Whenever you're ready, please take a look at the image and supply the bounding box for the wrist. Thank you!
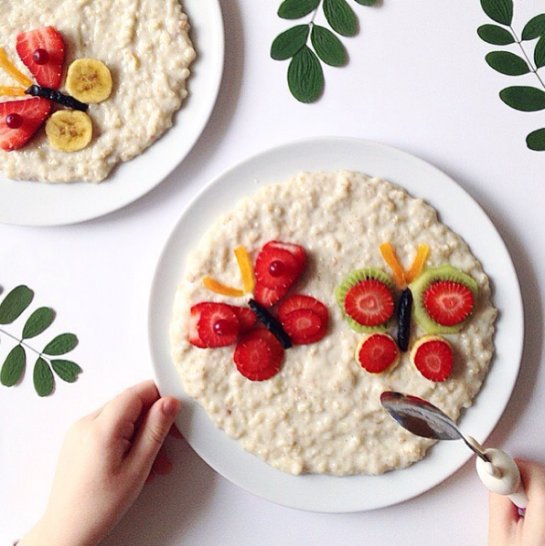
[19,516,87,546]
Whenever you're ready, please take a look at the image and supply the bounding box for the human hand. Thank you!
[20,381,180,546]
[488,459,545,546]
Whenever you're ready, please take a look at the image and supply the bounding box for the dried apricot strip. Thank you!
[0,86,26,96]
[234,246,255,293]
[0,48,32,88]
[379,243,406,289]
[202,276,245,298]
[405,244,430,283]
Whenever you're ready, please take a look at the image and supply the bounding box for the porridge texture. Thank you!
[170,171,497,476]
[0,0,195,182]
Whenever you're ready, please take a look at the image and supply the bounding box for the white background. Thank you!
[1,0,545,545]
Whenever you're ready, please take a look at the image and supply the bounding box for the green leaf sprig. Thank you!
[478,0,545,151]
[0,285,82,397]
[271,0,378,103]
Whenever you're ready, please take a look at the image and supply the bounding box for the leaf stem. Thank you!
[0,326,50,362]
[510,26,545,89]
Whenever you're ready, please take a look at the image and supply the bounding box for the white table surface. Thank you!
[1,1,544,545]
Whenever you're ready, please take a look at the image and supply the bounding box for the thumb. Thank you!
[128,397,180,476]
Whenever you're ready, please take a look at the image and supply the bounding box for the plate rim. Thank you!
[148,136,524,513]
[0,0,224,227]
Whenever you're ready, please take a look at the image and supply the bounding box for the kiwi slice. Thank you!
[335,268,394,333]
[410,264,479,334]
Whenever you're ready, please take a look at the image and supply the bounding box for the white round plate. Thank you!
[0,0,224,226]
[149,137,524,513]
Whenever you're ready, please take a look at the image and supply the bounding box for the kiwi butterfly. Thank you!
[336,243,478,382]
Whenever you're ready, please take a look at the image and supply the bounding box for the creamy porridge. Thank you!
[170,171,497,476]
[0,0,195,182]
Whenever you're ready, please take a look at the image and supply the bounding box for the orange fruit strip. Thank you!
[379,242,406,288]
[405,244,430,283]
[234,246,255,293]
[0,48,32,88]
[202,276,245,298]
[0,86,26,96]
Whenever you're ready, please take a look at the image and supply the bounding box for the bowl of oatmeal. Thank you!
[0,0,224,225]
[149,137,523,512]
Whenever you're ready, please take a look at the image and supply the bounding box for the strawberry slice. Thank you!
[423,281,475,326]
[196,302,240,348]
[280,308,327,344]
[411,336,453,382]
[255,246,300,289]
[343,279,394,327]
[188,303,207,348]
[234,328,284,381]
[356,333,399,373]
[263,241,306,271]
[0,98,51,151]
[16,26,65,89]
[278,294,328,324]
[229,306,257,333]
[253,282,289,307]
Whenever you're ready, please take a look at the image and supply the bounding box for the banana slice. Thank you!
[45,110,93,152]
[66,58,113,104]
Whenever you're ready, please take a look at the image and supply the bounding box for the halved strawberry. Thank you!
[263,241,306,271]
[280,308,327,344]
[343,279,394,327]
[356,333,399,373]
[196,302,240,348]
[188,303,207,348]
[0,98,51,151]
[278,294,328,324]
[234,328,284,381]
[255,246,300,289]
[253,282,289,307]
[16,26,65,89]
[411,335,453,382]
[229,306,257,333]
[423,281,475,326]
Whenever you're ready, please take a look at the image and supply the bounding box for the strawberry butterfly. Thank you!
[0,26,111,152]
[337,243,478,382]
[188,241,329,381]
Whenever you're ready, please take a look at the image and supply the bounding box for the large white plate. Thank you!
[0,0,224,226]
[148,137,524,513]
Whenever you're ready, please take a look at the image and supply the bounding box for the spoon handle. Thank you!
[475,448,528,514]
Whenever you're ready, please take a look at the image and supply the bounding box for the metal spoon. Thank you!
[380,391,528,514]
[380,391,491,463]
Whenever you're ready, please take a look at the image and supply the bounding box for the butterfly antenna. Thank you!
[0,47,32,88]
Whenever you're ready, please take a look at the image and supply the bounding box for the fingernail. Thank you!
[161,397,180,418]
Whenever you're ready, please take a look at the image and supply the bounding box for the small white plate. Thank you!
[149,137,524,513]
[0,0,224,226]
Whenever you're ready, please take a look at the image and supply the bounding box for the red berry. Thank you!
[16,26,65,89]
[0,98,51,151]
[188,303,207,348]
[229,306,257,333]
[411,336,453,382]
[234,329,284,381]
[255,246,299,289]
[343,279,394,327]
[32,48,49,65]
[263,241,306,270]
[253,282,289,307]
[196,303,240,347]
[356,333,399,373]
[280,308,327,344]
[423,281,475,326]
[278,294,329,324]
[5,114,23,129]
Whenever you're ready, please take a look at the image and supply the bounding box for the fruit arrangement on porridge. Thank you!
[0,0,195,183]
[170,171,497,475]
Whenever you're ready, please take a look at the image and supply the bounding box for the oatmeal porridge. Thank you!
[0,0,195,182]
[169,171,497,476]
